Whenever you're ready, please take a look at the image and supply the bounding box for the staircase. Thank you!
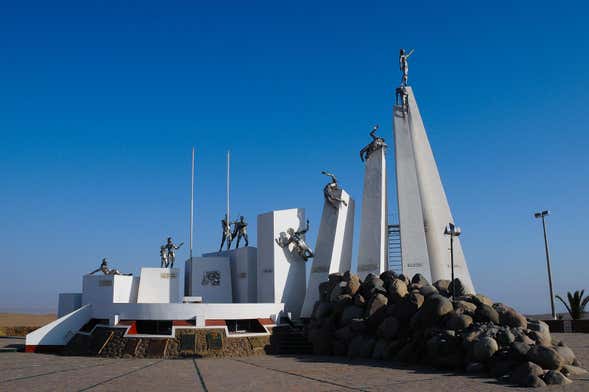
[387,224,402,274]
[269,325,313,355]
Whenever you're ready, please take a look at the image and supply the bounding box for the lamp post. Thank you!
[534,210,556,320]
[444,222,461,300]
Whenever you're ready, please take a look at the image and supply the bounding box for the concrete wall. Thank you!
[206,247,258,303]
[137,268,181,303]
[185,256,233,303]
[26,304,92,346]
[257,208,307,318]
[57,293,83,318]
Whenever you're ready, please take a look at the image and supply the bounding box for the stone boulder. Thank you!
[360,274,386,298]
[453,300,477,316]
[432,279,450,297]
[493,303,527,329]
[411,273,430,287]
[387,279,408,303]
[561,365,589,377]
[344,272,361,296]
[444,311,473,331]
[510,361,543,386]
[527,345,564,370]
[348,335,375,359]
[365,293,388,318]
[340,305,364,325]
[472,337,498,362]
[419,285,439,297]
[447,279,466,298]
[554,345,576,365]
[377,316,400,340]
[495,328,515,347]
[416,294,453,327]
[543,370,572,385]
[474,304,500,324]
[527,319,551,346]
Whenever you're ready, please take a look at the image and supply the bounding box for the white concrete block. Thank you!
[301,189,354,318]
[57,293,82,318]
[205,247,258,303]
[393,104,432,281]
[82,275,139,306]
[257,208,307,318]
[185,257,232,303]
[357,147,388,278]
[136,268,181,303]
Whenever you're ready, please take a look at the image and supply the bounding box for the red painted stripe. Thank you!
[25,345,63,353]
[205,319,226,327]
[257,318,274,326]
[173,320,194,326]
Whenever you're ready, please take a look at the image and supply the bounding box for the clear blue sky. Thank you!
[1,1,587,314]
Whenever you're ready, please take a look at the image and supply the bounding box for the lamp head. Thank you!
[444,223,461,237]
[534,210,550,219]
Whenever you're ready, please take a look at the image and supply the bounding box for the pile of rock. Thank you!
[307,271,588,387]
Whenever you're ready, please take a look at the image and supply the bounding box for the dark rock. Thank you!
[527,345,564,370]
[332,340,347,356]
[372,338,389,360]
[471,294,493,307]
[348,335,375,359]
[387,279,408,303]
[444,311,473,331]
[527,319,551,346]
[543,370,572,385]
[334,326,354,341]
[353,293,366,307]
[346,273,361,296]
[419,285,439,297]
[365,293,388,318]
[393,292,424,323]
[510,341,531,360]
[523,375,547,388]
[554,345,576,365]
[493,303,527,329]
[495,328,515,347]
[312,301,333,319]
[379,270,397,284]
[377,316,400,340]
[417,294,453,327]
[340,305,364,325]
[397,274,410,286]
[360,274,386,298]
[510,361,544,386]
[433,280,450,297]
[561,365,589,377]
[425,334,463,369]
[474,304,500,324]
[453,300,477,316]
[318,282,332,301]
[447,279,466,298]
[348,318,366,333]
[411,273,430,286]
[465,362,485,374]
[472,337,498,362]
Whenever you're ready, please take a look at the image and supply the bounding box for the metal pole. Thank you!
[189,147,195,260]
[226,150,230,222]
[450,235,455,299]
[541,215,556,319]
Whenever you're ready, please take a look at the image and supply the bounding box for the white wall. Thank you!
[26,304,92,346]
[186,257,232,303]
[206,247,258,303]
[57,293,82,318]
[137,268,181,303]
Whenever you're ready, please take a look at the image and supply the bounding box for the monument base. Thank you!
[137,268,180,303]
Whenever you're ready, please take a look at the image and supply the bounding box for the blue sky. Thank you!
[0,1,587,314]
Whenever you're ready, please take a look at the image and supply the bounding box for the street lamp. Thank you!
[534,210,556,320]
[444,222,461,300]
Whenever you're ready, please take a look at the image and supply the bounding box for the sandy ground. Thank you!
[0,313,56,328]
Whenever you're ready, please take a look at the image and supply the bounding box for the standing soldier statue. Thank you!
[89,258,130,276]
[162,237,183,268]
[399,48,414,87]
[219,214,233,252]
[232,215,249,248]
[160,245,169,268]
[276,220,314,261]
[321,171,347,209]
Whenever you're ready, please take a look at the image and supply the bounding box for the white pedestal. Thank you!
[137,268,180,303]
[185,257,232,303]
[405,87,475,293]
[257,208,307,318]
[301,189,354,318]
[82,275,140,306]
[393,104,432,281]
[205,247,258,303]
[57,293,82,317]
[357,147,388,279]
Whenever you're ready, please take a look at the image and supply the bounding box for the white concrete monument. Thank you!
[393,87,475,293]
[257,208,307,318]
[82,274,140,306]
[205,247,258,303]
[357,142,388,279]
[136,267,181,303]
[57,293,82,318]
[185,256,233,303]
[301,188,354,318]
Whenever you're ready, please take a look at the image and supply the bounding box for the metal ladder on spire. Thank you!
[387,213,402,274]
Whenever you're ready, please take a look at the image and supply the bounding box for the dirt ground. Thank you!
[0,313,56,336]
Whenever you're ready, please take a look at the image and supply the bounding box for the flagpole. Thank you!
[190,147,195,260]
[226,150,230,223]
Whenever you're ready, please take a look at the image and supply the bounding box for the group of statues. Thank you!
[219,215,249,252]
[160,237,183,268]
